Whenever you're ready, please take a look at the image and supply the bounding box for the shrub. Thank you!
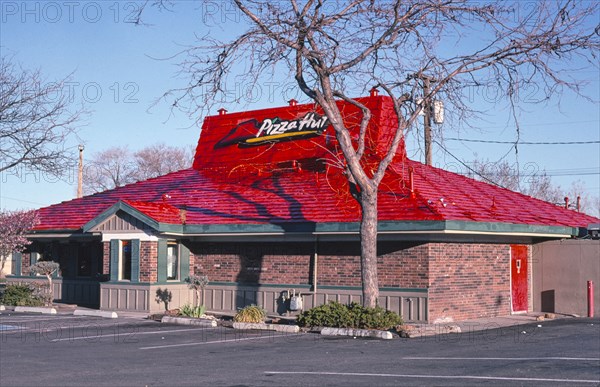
[179,303,206,318]
[0,284,45,306]
[234,305,266,323]
[297,301,402,330]
[185,274,209,307]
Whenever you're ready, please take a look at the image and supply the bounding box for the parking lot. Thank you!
[1,311,599,386]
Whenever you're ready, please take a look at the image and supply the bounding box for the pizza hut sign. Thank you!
[215,112,329,149]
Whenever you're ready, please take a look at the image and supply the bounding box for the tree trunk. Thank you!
[360,191,379,308]
[46,275,53,306]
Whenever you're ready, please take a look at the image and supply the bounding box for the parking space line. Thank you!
[140,333,301,350]
[0,316,85,323]
[51,327,210,342]
[264,371,600,384]
[403,356,600,361]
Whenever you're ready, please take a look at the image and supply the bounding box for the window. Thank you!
[120,240,132,281]
[167,242,179,281]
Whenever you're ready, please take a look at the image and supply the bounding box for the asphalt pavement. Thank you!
[0,310,598,386]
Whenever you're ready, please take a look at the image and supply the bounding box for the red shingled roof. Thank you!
[33,96,599,232]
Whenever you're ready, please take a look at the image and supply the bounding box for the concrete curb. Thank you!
[73,309,118,319]
[321,327,393,340]
[397,324,462,338]
[14,306,57,314]
[161,316,218,327]
[233,322,300,333]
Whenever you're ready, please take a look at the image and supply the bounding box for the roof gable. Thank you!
[83,201,161,233]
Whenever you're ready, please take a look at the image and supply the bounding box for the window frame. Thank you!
[119,240,132,281]
[166,241,180,281]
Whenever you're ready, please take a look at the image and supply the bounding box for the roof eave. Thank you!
[158,220,578,239]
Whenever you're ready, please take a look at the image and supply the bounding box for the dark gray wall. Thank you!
[532,240,599,316]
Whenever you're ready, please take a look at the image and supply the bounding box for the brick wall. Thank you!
[191,242,312,284]
[317,242,429,288]
[190,241,429,288]
[102,242,110,275]
[101,240,157,282]
[20,252,31,275]
[427,243,512,322]
[139,241,158,282]
[188,240,519,322]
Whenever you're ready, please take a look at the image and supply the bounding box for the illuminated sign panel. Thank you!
[215,112,329,149]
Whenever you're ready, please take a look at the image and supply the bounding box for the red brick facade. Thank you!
[189,240,519,322]
[139,241,158,283]
[16,238,524,322]
[191,242,312,284]
[427,243,513,322]
[20,252,31,274]
[102,242,110,275]
[190,241,433,288]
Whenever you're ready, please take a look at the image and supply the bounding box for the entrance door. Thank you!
[511,245,528,312]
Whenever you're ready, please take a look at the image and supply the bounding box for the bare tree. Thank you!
[467,159,599,215]
[149,1,599,307]
[0,56,84,176]
[83,144,192,194]
[133,143,193,181]
[0,210,38,277]
[467,159,563,203]
[83,146,138,194]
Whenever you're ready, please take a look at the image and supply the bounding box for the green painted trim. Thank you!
[207,281,312,289]
[58,207,581,238]
[442,220,576,236]
[101,281,186,286]
[159,220,577,237]
[202,282,426,293]
[12,252,22,276]
[103,281,154,287]
[131,239,140,283]
[379,287,428,293]
[157,239,167,283]
[30,252,39,266]
[179,244,190,281]
[316,284,427,292]
[109,239,119,281]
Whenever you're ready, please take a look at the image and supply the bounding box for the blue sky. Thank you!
[1,1,599,214]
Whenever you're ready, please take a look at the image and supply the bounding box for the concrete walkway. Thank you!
[398,312,574,338]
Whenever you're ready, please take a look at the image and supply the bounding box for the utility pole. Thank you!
[422,76,433,166]
[77,145,84,198]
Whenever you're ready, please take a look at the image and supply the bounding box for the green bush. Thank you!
[0,284,45,306]
[179,304,206,318]
[234,305,266,323]
[297,301,402,330]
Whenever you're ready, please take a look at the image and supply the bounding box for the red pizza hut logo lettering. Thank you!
[214,112,329,149]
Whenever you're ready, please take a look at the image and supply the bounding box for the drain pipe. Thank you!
[313,238,318,307]
[588,281,594,318]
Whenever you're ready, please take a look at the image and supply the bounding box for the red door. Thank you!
[511,245,528,312]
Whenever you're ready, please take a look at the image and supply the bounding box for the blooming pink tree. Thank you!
[0,210,38,277]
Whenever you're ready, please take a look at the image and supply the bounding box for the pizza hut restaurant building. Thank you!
[10,93,598,323]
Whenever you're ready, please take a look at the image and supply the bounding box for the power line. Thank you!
[432,140,506,188]
[0,196,46,206]
[445,138,600,145]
